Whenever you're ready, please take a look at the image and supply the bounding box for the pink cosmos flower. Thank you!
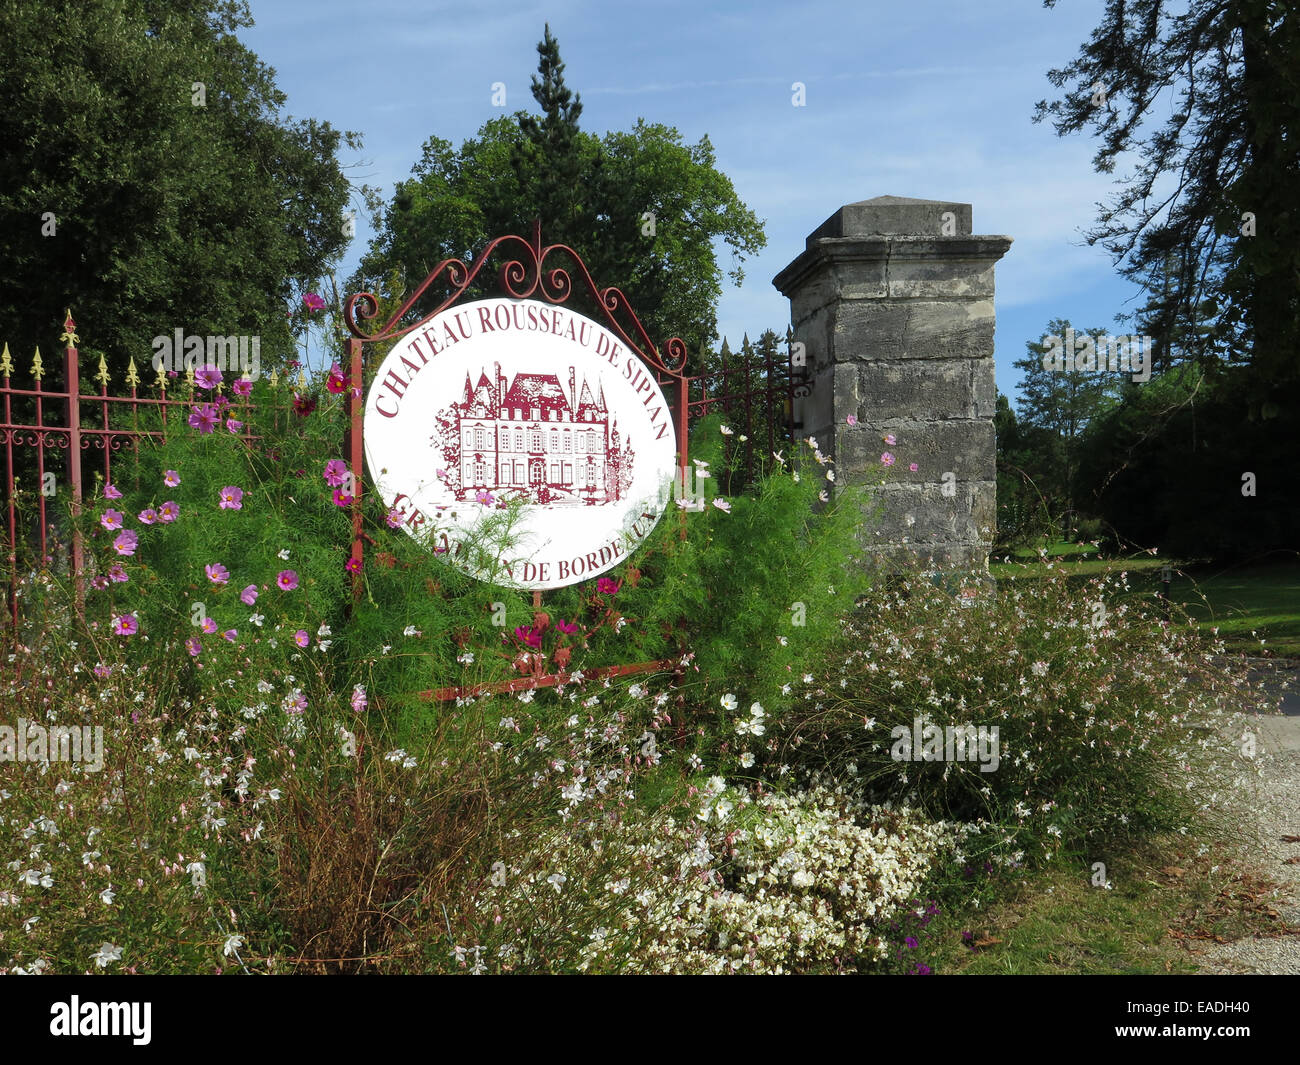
[712,498,732,513]
[302,293,326,312]
[104,483,122,500]
[883,434,896,446]
[195,365,222,390]
[222,629,238,642]
[93,663,111,678]
[294,630,309,648]
[206,562,230,585]
[226,418,243,434]
[113,530,138,556]
[186,636,202,657]
[846,414,858,426]
[276,570,298,591]
[326,363,347,394]
[475,490,495,506]
[514,625,542,649]
[107,563,128,583]
[333,488,353,507]
[345,557,362,574]
[100,509,124,531]
[138,508,158,525]
[350,685,368,713]
[112,614,138,636]
[240,584,258,606]
[323,459,348,487]
[201,618,218,635]
[597,577,620,596]
[218,486,243,510]
[164,470,181,487]
[232,378,253,398]
[158,501,179,522]
[909,463,919,473]
[188,403,219,434]
[435,468,447,480]
[556,619,579,634]
[90,575,109,590]
[283,690,308,714]
[881,452,896,467]
[385,508,403,529]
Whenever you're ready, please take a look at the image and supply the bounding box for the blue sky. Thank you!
[239,0,1154,403]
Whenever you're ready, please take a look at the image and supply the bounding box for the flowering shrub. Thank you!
[775,562,1263,864]
[463,783,951,974]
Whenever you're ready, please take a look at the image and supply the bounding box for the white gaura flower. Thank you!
[720,424,734,436]
[720,693,738,711]
[222,934,245,956]
[90,942,122,968]
[99,885,115,905]
[739,752,755,768]
[277,549,290,561]
[547,872,567,893]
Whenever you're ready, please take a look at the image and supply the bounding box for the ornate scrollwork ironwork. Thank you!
[344,223,688,378]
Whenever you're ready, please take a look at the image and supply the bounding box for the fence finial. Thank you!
[95,354,111,387]
[155,362,167,392]
[31,346,44,380]
[126,357,140,389]
[60,310,79,347]
[0,343,11,377]
[268,367,279,388]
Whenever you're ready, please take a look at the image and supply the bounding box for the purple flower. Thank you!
[904,936,919,950]
[100,509,124,531]
[597,577,619,596]
[218,486,243,510]
[107,563,128,583]
[158,500,179,523]
[113,530,138,556]
[164,470,181,487]
[556,619,579,634]
[186,636,202,657]
[302,293,326,312]
[332,488,353,508]
[138,508,158,525]
[323,459,348,488]
[195,365,223,390]
[112,614,138,636]
[188,403,219,434]
[104,483,122,500]
[201,618,217,635]
[294,630,309,648]
[240,584,258,606]
[226,418,243,434]
[881,452,896,467]
[474,489,495,506]
[206,563,230,585]
[232,378,253,398]
[222,629,238,642]
[276,570,298,591]
[385,508,403,529]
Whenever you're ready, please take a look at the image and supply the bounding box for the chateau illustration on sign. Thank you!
[364,297,678,590]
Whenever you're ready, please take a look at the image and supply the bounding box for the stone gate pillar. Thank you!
[773,196,1013,571]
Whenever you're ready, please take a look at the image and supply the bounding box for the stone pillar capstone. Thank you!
[773,195,1013,572]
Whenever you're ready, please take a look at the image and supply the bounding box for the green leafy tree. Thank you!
[0,0,366,375]
[1012,319,1124,539]
[355,27,765,358]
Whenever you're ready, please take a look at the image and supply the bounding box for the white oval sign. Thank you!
[364,297,679,589]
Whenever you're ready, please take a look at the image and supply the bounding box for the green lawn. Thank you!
[991,547,1300,657]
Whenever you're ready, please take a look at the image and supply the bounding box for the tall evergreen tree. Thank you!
[1035,0,1300,408]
